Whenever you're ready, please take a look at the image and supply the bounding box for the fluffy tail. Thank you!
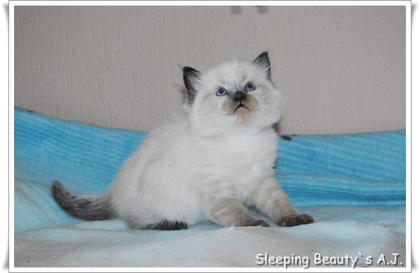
[51,180,115,221]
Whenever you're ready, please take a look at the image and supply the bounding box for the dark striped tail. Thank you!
[51,180,114,221]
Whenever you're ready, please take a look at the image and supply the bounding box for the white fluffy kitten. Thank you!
[52,52,313,230]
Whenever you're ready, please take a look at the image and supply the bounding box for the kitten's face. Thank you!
[184,52,282,134]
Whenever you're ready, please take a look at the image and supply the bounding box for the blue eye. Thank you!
[216,88,228,96]
[244,81,256,92]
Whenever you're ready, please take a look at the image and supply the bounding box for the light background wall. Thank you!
[14,6,406,134]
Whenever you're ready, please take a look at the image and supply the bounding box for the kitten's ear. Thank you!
[253,52,271,81]
[183,66,201,103]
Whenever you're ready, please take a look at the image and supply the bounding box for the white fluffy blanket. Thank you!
[15,205,405,268]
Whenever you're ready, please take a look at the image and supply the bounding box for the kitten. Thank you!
[52,52,314,230]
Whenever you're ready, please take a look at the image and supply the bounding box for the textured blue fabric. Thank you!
[14,107,406,232]
[276,131,405,206]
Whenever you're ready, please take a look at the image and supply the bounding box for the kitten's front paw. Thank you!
[277,213,314,227]
[242,219,270,227]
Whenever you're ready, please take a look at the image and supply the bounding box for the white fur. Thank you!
[107,58,295,228]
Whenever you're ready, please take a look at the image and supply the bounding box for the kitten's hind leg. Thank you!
[277,214,313,227]
[148,220,189,230]
[203,196,269,228]
[127,217,188,230]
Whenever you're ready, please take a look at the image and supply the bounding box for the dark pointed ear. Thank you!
[183,66,201,103]
[253,52,271,81]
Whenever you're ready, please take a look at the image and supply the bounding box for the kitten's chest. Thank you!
[199,130,278,177]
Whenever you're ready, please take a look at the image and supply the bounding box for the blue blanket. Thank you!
[14,107,405,233]
[14,108,406,268]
